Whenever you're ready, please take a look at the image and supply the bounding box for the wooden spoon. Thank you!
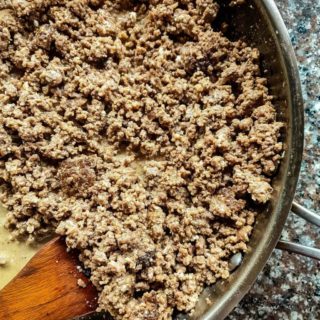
[0,237,98,320]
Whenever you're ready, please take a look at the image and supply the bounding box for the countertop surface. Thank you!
[228,0,320,319]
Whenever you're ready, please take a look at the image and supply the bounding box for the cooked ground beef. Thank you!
[0,0,283,319]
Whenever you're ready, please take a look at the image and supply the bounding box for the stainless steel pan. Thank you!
[78,0,319,319]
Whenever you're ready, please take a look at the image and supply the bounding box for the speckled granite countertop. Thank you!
[228,0,320,319]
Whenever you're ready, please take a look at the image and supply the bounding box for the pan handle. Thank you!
[276,201,320,260]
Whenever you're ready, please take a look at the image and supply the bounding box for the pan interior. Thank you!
[75,1,304,319]
[0,1,303,320]
[81,0,303,320]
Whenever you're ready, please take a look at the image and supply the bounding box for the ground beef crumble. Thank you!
[0,1,283,319]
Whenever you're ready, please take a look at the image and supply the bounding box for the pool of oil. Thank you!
[0,205,40,289]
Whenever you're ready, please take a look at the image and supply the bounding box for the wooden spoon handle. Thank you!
[0,237,97,320]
